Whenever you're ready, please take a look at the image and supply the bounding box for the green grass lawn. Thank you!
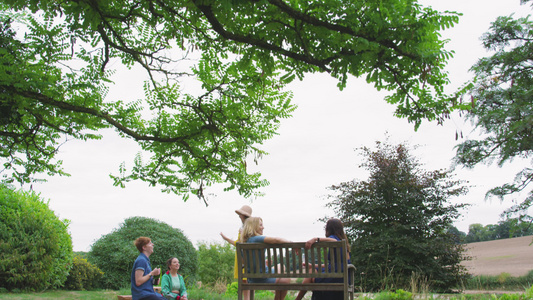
[0,288,280,300]
[0,290,123,300]
[1,285,532,300]
[0,290,531,300]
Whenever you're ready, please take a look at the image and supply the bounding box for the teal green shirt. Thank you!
[161,272,187,299]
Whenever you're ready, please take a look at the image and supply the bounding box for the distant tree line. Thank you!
[449,218,533,243]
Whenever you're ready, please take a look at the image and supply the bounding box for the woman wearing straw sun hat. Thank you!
[220,205,252,300]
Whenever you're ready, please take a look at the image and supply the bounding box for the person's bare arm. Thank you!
[135,269,151,286]
[220,232,236,245]
[304,237,339,249]
[263,236,291,244]
[135,268,160,286]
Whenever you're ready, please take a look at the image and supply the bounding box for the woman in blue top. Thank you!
[294,218,351,300]
[130,237,165,300]
[240,216,291,300]
[161,257,187,300]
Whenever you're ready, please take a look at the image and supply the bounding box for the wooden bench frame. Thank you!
[236,240,356,300]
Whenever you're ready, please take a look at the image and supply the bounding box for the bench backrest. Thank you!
[236,241,349,280]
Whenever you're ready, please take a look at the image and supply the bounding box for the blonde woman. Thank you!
[240,217,291,300]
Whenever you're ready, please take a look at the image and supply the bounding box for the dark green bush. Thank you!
[0,184,73,291]
[64,254,104,290]
[197,241,234,286]
[88,216,198,290]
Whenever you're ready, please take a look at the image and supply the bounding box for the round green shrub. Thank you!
[64,254,104,290]
[0,184,73,291]
[88,216,198,290]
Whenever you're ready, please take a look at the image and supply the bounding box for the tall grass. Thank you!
[187,282,281,300]
[461,271,533,291]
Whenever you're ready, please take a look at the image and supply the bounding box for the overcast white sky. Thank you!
[29,0,532,252]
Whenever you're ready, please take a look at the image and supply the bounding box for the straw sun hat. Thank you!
[235,205,252,217]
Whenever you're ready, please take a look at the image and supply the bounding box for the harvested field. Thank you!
[461,235,533,277]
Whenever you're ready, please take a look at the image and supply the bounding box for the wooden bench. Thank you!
[236,240,356,300]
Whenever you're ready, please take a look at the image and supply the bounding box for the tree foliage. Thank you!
[0,0,461,201]
[454,0,533,225]
[0,184,73,291]
[88,216,198,290]
[326,140,469,292]
[197,241,234,286]
[446,226,467,244]
[464,218,533,243]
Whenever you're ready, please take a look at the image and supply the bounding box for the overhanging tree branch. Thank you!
[10,87,197,143]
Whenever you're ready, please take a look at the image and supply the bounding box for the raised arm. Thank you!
[220,232,236,245]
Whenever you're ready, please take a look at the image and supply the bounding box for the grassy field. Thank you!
[0,290,122,300]
[462,235,533,277]
[1,288,532,300]
[0,287,279,300]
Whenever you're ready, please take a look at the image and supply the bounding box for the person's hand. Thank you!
[151,268,161,276]
[305,238,316,249]
[302,262,314,272]
[181,295,188,300]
